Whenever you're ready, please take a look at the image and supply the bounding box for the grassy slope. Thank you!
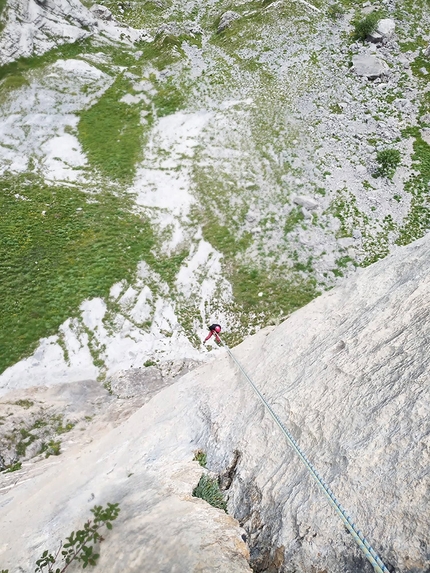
[0,0,429,371]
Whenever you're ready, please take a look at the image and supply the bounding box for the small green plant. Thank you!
[193,450,207,467]
[41,440,61,458]
[34,503,120,573]
[143,359,156,367]
[352,12,380,41]
[374,148,401,179]
[4,461,22,473]
[193,474,226,511]
[327,3,345,20]
[1,504,120,573]
[13,399,34,409]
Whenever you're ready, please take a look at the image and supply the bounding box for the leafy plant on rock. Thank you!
[0,503,120,573]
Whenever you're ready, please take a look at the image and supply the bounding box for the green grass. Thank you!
[327,3,345,20]
[329,188,369,238]
[0,173,185,374]
[0,75,29,100]
[284,207,305,234]
[396,128,430,246]
[41,439,61,457]
[352,12,382,41]
[193,474,226,511]
[0,38,97,83]
[152,78,186,117]
[78,75,148,182]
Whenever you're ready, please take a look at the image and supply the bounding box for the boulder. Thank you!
[217,11,241,33]
[293,195,318,210]
[352,54,389,79]
[376,18,395,39]
[90,4,113,20]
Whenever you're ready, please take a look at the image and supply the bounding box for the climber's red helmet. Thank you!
[214,325,221,333]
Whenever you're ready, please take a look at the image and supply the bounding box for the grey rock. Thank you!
[301,207,312,220]
[1,236,430,572]
[90,4,113,20]
[368,31,383,44]
[217,11,240,33]
[108,366,165,399]
[376,18,396,39]
[337,237,355,248]
[293,195,318,210]
[421,128,430,146]
[352,54,389,79]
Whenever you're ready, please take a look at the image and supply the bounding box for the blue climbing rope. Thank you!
[219,337,390,573]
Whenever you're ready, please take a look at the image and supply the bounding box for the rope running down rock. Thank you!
[219,336,390,573]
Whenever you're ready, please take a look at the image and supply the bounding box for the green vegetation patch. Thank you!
[396,128,430,246]
[0,173,183,374]
[329,188,369,238]
[41,439,61,457]
[0,38,97,83]
[4,461,22,473]
[327,3,345,20]
[78,74,147,182]
[193,474,226,511]
[284,207,305,234]
[13,399,34,409]
[152,77,186,117]
[374,148,401,179]
[352,11,381,41]
[194,450,207,467]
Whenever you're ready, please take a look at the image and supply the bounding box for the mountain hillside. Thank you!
[1,0,429,387]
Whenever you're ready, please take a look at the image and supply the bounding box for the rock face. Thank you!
[0,0,149,65]
[1,234,429,572]
[217,10,241,33]
[352,54,389,79]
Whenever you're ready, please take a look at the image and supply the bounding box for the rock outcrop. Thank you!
[0,0,149,65]
[217,10,241,33]
[1,234,429,572]
[352,53,389,79]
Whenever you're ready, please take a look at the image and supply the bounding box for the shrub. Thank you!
[327,3,345,20]
[374,149,401,179]
[193,474,226,511]
[353,12,380,41]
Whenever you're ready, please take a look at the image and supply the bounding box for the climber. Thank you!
[203,324,222,344]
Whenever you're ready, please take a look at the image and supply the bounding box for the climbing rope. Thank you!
[218,337,390,573]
